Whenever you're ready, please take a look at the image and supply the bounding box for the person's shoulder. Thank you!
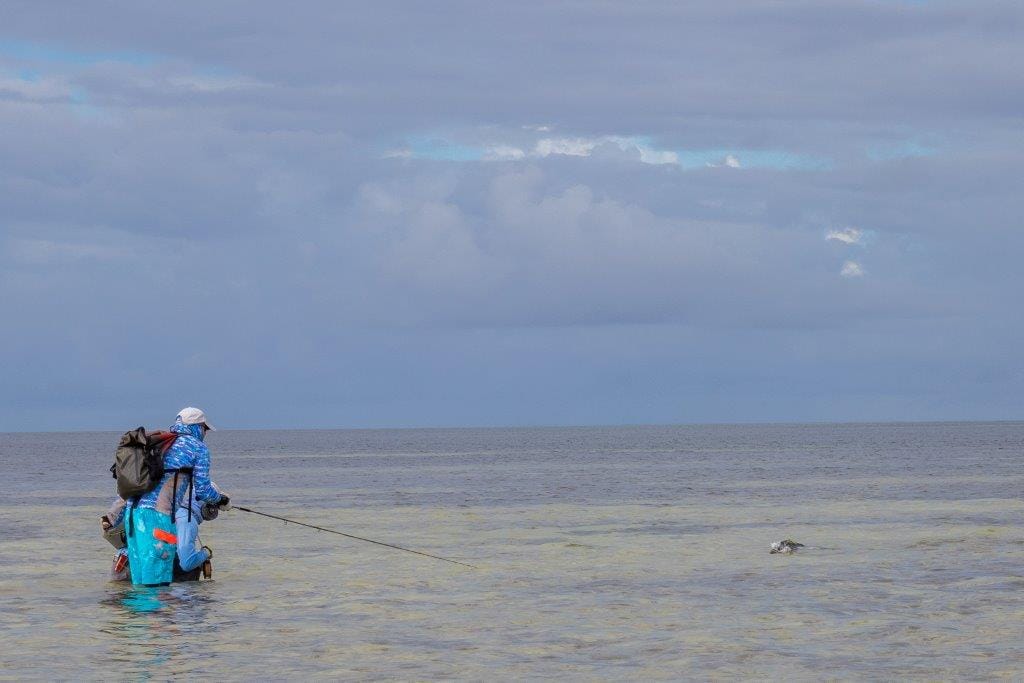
[173,434,209,453]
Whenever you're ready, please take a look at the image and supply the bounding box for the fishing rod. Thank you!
[232,505,477,569]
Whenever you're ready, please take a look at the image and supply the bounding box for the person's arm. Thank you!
[191,442,223,503]
[102,498,126,528]
[101,498,127,549]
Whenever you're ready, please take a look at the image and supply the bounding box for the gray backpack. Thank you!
[109,428,178,499]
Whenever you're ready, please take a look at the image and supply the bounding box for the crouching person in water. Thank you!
[101,498,131,581]
[102,490,222,582]
[124,407,229,587]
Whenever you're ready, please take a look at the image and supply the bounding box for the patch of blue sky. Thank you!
[63,86,113,123]
[406,137,484,162]
[0,39,157,66]
[677,149,832,171]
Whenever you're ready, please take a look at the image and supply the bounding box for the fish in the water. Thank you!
[770,539,805,554]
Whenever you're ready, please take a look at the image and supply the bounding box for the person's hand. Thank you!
[217,494,231,510]
[100,515,113,532]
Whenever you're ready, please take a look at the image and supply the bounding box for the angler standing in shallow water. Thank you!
[124,407,230,587]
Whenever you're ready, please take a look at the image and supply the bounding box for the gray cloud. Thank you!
[1,1,1022,429]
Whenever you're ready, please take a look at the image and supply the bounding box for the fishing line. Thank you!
[232,505,477,569]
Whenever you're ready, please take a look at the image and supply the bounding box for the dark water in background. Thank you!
[2,423,1023,679]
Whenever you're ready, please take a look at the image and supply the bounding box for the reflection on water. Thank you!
[2,423,1024,679]
[93,584,223,677]
[99,584,216,617]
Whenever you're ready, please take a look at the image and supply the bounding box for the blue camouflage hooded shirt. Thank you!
[133,420,222,513]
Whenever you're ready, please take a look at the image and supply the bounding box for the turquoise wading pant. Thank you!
[125,506,177,586]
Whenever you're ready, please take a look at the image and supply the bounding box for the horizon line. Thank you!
[2,417,1022,435]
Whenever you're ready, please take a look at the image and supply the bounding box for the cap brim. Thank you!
[203,422,216,431]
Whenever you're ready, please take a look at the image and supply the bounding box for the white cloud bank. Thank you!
[387,129,831,173]
[708,154,742,168]
[532,136,679,165]
[826,227,863,245]
[840,260,865,277]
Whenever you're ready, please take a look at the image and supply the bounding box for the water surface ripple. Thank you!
[1,423,1023,679]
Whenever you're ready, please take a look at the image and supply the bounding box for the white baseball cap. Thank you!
[177,406,215,430]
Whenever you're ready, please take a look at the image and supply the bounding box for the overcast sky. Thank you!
[1,1,1022,431]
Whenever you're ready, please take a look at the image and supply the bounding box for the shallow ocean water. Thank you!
[1,423,1023,679]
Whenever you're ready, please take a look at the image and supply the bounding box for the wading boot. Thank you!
[201,545,213,579]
